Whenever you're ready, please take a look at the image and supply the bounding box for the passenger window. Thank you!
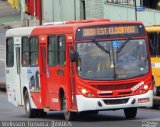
[48,35,66,66]
[30,37,38,66]
[58,35,66,66]
[148,32,157,57]
[6,38,14,67]
[48,36,58,66]
[22,37,29,66]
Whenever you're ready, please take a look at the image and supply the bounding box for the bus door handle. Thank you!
[57,69,64,76]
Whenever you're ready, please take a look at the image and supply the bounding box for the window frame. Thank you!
[6,37,14,67]
[58,35,66,66]
[22,36,30,67]
[148,32,158,57]
[48,35,58,66]
[47,35,66,67]
[29,36,39,67]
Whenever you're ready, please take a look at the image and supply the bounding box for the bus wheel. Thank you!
[124,107,137,119]
[24,91,36,118]
[62,95,77,121]
[154,85,158,96]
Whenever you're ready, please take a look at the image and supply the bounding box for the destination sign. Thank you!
[83,26,137,37]
[76,24,146,41]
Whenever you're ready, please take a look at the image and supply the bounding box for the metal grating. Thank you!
[92,83,135,91]
[103,98,129,105]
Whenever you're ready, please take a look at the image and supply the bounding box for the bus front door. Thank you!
[39,44,49,108]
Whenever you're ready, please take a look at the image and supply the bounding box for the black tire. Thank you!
[62,95,77,121]
[152,104,159,109]
[153,85,159,96]
[153,79,159,96]
[37,109,47,118]
[24,91,37,118]
[124,107,137,119]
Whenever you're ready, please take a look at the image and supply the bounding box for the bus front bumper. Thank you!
[76,90,153,112]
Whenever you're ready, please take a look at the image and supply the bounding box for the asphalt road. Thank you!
[0,27,6,84]
[0,92,160,127]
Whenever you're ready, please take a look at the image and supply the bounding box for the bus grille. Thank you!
[103,98,129,105]
[92,83,135,91]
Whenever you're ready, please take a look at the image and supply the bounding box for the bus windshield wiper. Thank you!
[92,39,110,54]
[116,38,131,53]
[92,39,111,62]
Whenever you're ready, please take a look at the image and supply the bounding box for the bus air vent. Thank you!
[103,98,129,105]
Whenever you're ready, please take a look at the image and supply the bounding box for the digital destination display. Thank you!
[76,24,146,41]
[83,26,138,37]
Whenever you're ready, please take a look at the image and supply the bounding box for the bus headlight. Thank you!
[81,88,87,94]
[78,87,96,97]
[144,85,149,90]
[137,84,149,94]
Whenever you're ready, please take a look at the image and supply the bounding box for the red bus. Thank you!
[5,19,153,121]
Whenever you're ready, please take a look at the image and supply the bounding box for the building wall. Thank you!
[43,0,54,22]
[42,0,160,26]
[43,0,80,22]
[85,0,104,19]
[42,0,104,22]
[104,3,160,26]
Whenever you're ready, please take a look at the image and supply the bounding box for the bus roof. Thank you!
[31,20,144,36]
[6,19,144,37]
[5,27,35,37]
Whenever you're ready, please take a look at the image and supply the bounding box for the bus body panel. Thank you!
[6,27,35,107]
[76,90,153,112]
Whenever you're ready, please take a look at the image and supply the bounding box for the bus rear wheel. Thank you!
[62,95,77,121]
[24,91,36,118]
[124,107,137,119]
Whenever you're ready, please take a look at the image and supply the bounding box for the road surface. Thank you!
[0,91,160,127]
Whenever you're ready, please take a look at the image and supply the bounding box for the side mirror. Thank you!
[70,50,79,62]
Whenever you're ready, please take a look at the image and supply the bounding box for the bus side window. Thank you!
[58,35,66,66]
[6,38,14,67]
[158,33,160,57]
[30,76,35,91]
[22,37,29,67]
[48,35,58,66]
[30,37,38,66]
[148,32,157,57]
[47,35,66,66]
[35,71,40,91]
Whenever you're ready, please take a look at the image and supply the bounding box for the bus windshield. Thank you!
[77,39,149,80]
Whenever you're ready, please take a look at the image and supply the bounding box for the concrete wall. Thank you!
[42,0,160,26]
[85,0,104,19]
[104,3,160,26]
[42,0,104,22]
[43,0,80,22]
